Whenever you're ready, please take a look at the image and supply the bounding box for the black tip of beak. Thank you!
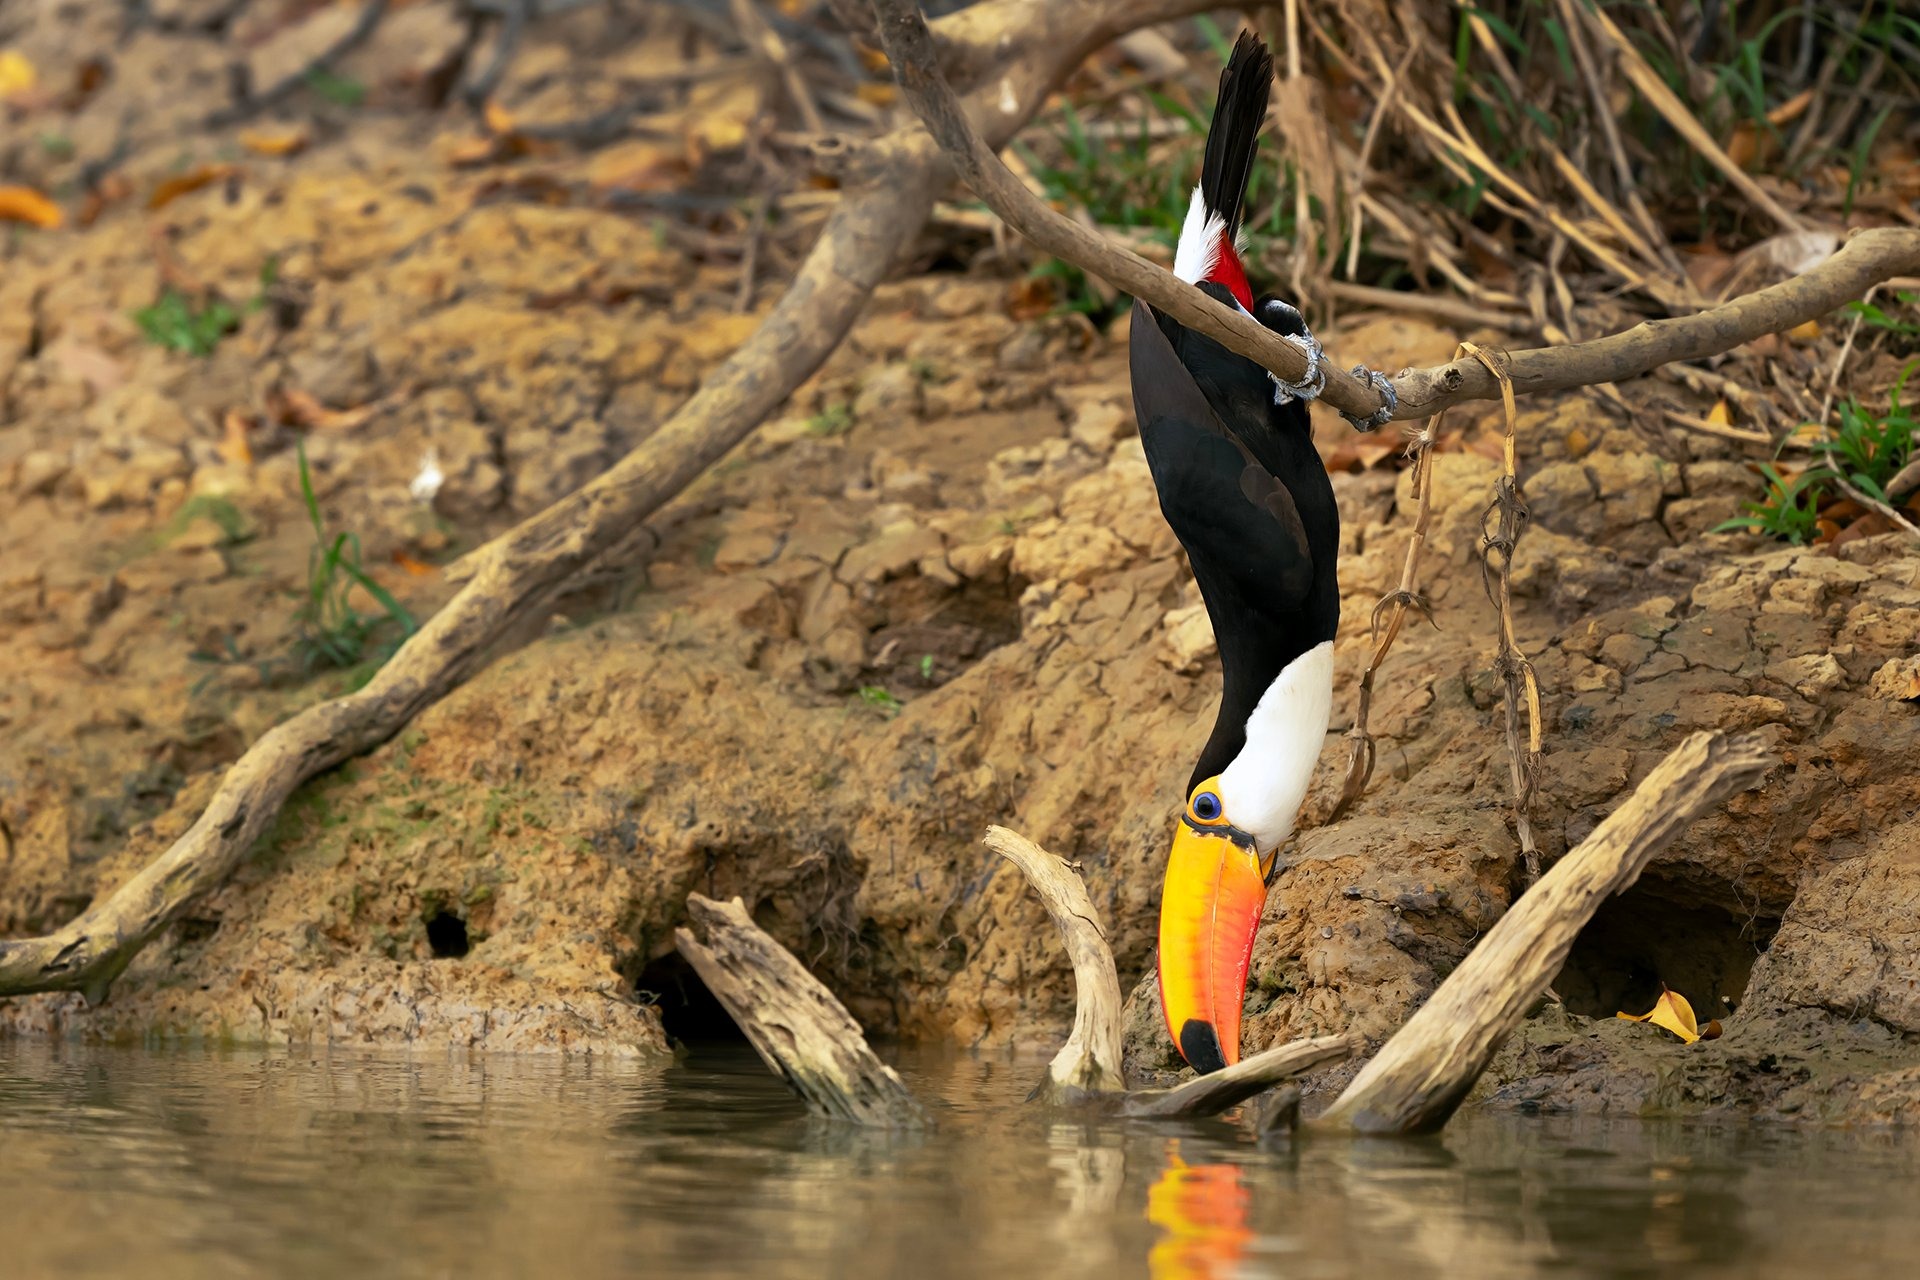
[1178,1019,1228,1075]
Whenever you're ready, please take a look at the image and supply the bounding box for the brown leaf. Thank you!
[43,335,126,395]
[586,139,689,193]
[1005,276,1056,321]
[0,185,62,228]
[148,165,237,211]
[239,127,309,157]
[219,410,255,467]
[391,550,438,577]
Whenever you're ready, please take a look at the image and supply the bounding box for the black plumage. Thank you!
[1199,32,1273,245]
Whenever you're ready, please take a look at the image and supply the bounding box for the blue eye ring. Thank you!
[1191,791,1222,822]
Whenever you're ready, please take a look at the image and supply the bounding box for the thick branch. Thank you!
[983,826,1125,1099]
[677,894,927,1126]
[874,0,1920,426]
[1315,731,1774,1136]
[870,0,1380,421]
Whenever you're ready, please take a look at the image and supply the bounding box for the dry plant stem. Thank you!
[676,894,927,1127]
[1833,476,1920,544]
[1393,229,1920,419]
[1464,344,1542,880]
[1576,1,1802,235]
[982,826,1125,1099]
[1119,1034,1353,1118]
[1332,418,1438,820]
[1551,0,1683,280]
[1,0,1200,1004]
[730,0,826,134]
[1317,731,1775,1135]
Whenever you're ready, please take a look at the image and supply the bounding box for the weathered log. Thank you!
[1118,1035,1353,1118]
[676,893,927,1128]
[1315,730,1774,1135]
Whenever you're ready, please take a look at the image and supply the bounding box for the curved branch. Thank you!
[873,0,1920,426]
[983,826,1126,1099]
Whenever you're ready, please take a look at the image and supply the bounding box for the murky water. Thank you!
[1,1039,1916,1279]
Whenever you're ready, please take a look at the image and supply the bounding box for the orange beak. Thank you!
[1157,822,1268,1073]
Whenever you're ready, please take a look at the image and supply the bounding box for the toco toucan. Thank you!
[1129,32,1340,1074]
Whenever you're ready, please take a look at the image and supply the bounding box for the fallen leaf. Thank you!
[1564,426,1592,458]
[855,81,896,107]
[1786,318,1821,341]
[0,185,62,228]
[586,138,689,193]
[1618,987,1701,1043]
[0,49,35,98]
[391,549,438,576]
[483,99,515,135]
[239,127,309,157]
[1005,276,1055,321]
[42,335,126,395]
[1706,399,1733,427]
[1322,437,1398,473]
[219,410,254,467]
[148,165,237,211]
[1767,88,1813,128]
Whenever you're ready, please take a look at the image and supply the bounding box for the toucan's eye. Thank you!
[1190,790,1222,823]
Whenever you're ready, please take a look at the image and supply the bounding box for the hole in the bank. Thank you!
[636,952,747,1044]
[1554,875,1780,1021]
[425,910,470,959]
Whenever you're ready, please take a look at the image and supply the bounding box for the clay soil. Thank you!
[2,2,1918,1121]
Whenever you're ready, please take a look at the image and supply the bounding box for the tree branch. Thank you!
[872,0,1920,426]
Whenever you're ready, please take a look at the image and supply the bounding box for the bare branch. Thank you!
[1119,1035,1353,1118]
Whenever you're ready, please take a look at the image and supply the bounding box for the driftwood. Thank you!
[873,0,1920,423]
[1315,730,1774,1134]
[676,893,926,1127]
[686,834,1351,1126]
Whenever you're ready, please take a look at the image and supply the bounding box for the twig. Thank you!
[730,0,827,134]
[1465,343,1542,882]
[1331,418,1439,820]
[1576,0,1804,235]
[1118,1035,1354,1117]
[1327,282,1533,334]
[735,193,769,313]
[677,894,927,1126]
[982,826,1125,1100]
[208,0,393,126]
[463,0,529,106]
[1661,410,1772,447]
[1317,731,1775,1135]
[1552,0,1685,281]
[1343,44,1415,282]
[1833,475,1920,544]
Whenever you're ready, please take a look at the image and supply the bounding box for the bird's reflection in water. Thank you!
[1145,1142,1252,1280]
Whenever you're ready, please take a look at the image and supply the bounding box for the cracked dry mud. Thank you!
[3,0,1918,1121]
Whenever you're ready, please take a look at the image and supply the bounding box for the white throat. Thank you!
[1216,641,1335,853]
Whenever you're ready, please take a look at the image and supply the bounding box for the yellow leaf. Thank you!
[1787,319,1821,342]
[0,49,35,98]
[239,127,309,157]
[0,184,62,228]
[1706,399,1733,427]
[148,164,237,211]
[483,99,515,136]
[219,410,254,468]
[1617,987,1701,1044]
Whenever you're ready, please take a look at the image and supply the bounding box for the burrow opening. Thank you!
[1554,874,1780,1022]
[635,952,746,1044]
[426,910,471,959]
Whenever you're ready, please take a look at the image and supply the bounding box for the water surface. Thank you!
[0,1039,1914,1279]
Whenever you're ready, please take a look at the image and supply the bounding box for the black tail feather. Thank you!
[1199,31,1273,241]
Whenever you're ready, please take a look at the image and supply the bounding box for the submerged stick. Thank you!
[982,826,1126,1100]
[1119,1035,1353,1118]
[1316,731,1774,1135]
[676,894,927,1128]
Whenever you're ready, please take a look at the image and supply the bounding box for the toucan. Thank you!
[1129,32,1340,1074]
